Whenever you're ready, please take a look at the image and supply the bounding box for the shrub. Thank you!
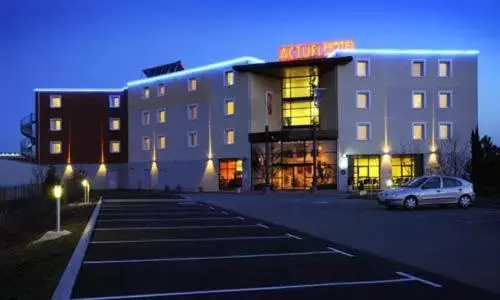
[198,186,204,193]
[164,185,170,192]
[43,165,60,197]
[63,169,88,203]
[175,185,182,193]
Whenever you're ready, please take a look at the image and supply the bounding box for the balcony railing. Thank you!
[20,138,36,160]
[20,113,36,140]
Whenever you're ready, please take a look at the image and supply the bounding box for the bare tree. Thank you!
[428,136,470,178]
[31,166,46,184]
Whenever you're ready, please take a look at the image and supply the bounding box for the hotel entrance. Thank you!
[278,165,313,190]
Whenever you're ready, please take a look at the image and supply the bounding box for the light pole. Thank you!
[81,179,90,203]
[311,87,325,194]
[53,185,63,232]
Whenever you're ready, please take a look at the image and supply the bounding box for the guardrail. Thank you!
[0,184,42,202]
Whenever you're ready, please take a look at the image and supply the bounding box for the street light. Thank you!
[53,185,63,232]
[81,179,90,203]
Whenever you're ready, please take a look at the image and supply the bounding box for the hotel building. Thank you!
[21,48,478,191]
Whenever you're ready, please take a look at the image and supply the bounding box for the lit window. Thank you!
[50,118,62,131]
[225,70,235,86]
[356,60,368,77]
[109,95,120,108]
[142,111,150,125]
[157,108,166,123]
[356,92,369,109]
[357,123,370,141]
[439,91,451,108]
[188,131,198,148]
[225,100,234,116]
[282,100,319,126]
[281,67,318,98]
[439,61,451,77]
[158,84,166,96]
[143,87,150,99]
[439,123,452,140]
[50,95,62,108]
[412,60,425,77]
[187,104,198,120]
[157,135,166,149]
[142,136,151,151]
[412,123,426,140]
[188,78,197,91]
[225,129,235,145]
[109,118,120,131]
[109,141,121,153]
[50,141,62,154]
[412,92,425,109]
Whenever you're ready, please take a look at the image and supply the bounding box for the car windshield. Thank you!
[403,176,428,188]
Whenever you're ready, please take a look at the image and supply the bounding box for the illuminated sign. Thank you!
[279,40,355,61]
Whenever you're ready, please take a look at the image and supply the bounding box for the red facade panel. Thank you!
[36,91,128,165]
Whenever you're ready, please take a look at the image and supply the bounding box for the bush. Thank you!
[63,169,88,203]
[198,186,204,193]
[175,185,182,193]
[164,185,170,192]
[42,166,60,197]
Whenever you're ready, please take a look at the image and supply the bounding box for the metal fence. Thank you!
[0,184,42,202]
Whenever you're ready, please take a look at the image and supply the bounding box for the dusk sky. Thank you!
[1,0,499,152]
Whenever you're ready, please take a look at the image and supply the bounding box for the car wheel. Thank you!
[403,196,418,210]
[458,195,471,209]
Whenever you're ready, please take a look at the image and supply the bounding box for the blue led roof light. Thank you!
[328,49,479,57]
[34,88,126,92]
[127,56,265,87]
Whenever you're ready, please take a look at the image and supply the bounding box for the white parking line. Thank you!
[221,211,229,215]
[326,247,355,258]
[286,233,302,240]
[103,199,186,203]
[90,235,291,244]
[256,223,269,229]
[83,250,338,265]
[94,224,262,231]
[236,216,245,220]
[312,201,328,204]
[99,212,219,216]
[396,272,442,288]
[97,217,240,222]
[71,277,414,299]
[209,206,215,210]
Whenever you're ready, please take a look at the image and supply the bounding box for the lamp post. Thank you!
[81,179,90,203]
[53,185,63,232]
[311,87,325,194]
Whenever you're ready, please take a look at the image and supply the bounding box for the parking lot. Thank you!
[69,198,497,299]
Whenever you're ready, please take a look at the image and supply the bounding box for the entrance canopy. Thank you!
[233,56,353,78]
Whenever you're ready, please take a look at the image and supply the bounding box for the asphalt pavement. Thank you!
[69,198,497,299]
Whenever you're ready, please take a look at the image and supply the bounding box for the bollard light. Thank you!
[386,179,393,188]
[81,179,89,188]
[53,185,63,199]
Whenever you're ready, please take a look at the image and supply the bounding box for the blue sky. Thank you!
[1,0,499,151]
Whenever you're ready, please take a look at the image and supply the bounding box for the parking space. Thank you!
[70,198,497,299]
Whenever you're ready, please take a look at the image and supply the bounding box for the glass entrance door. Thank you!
[281,165,313,190]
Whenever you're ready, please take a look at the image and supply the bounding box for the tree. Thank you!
[468,127,483,190]
[429,136,469,178]
[42,165,60,197]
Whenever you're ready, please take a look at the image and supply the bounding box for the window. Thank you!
[50,118,62,131]
[109,141,121,153]
[187,104,198,120]
[141,111,150,125]
[109,118,120,131]
[283,100,319,126]
[439,91,452,108]
[224,70,235,86]
[443,177,462,188]
[158,84,166,96]
[142,136,151,151]
[188,77,197,91]
[357,123,370,141]
[143,87,150,99]
[188,131,198,147]
[391,155,416,186]
[351,155,380,190]
[219,159,243,190]
[157,108,166,123]
[50,95,62,108]
[225,129,235,145]
[356,91,370,109]
[157,135,166,149]
[50,141,62,154]
[439,122,452,140]
[109,95,120,108]
[422,177,441,189]
[225,99,235,116]
[412,60,425,77]
[281,67,318,99]
[356,60,369,77]
[412,92,425,109]
[439,60,451,77]
[412,123,426,140]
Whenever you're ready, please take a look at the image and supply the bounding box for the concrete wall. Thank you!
[249,74,282,133]
[53,163,128,190]
[319,70,338,131]
[336,54,478,190]
[0,160,41,187]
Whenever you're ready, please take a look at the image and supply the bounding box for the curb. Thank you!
[51,197,103,300]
